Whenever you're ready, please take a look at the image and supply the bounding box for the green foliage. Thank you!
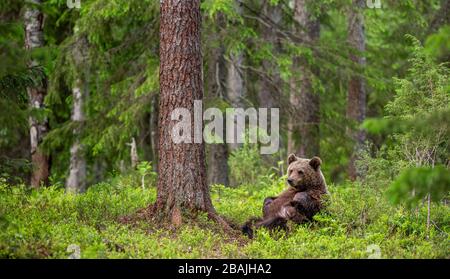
[212,174,287,223]
[136,161,157,189]
[2,0,447,184]
[0,159,31,185]
[137,161,152,178]
[0,179,155,258]
[387,166,450,208]
[385,36,449,118]
[35,0,162,184]
[363,38,449,208]
[364,108,450,137]
[201,0,241,19]
[228,141,273,186]
[425,25,450,61]
[1,176,448,259]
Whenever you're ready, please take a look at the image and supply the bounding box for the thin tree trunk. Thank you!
[259,0,282,110]
[259,1,283,168]
[149,95,159,171]
[24,0,50,188]
[206,14,229,186]
[155,0,227,228]
[129,137,138,169]
[347,0,367,180]
[93,159,105,184]
[428,0,450,34]
[226,51,245,151]
[66,36,89,193]
[288,0,320,158]
[66,80,87,193]
[226,53,245,109]
[226,1,245,152]
[208,142,229,186]
[138,112,152,163]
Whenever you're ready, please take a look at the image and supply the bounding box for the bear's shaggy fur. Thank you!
[242,154,328,238]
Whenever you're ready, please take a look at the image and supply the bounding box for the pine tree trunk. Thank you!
[206,15,229,186]
[24,0,50,188]
[347,0,367,180]
[156,0,225,227]
[288,0,320,158]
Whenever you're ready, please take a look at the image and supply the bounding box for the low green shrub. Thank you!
[0,175,448,259]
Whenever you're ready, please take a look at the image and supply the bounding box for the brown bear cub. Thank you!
[242,154,328,238]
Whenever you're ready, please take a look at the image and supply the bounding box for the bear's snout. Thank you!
[287,178,294,185]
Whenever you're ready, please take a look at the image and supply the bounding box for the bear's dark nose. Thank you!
[287,178,294,185]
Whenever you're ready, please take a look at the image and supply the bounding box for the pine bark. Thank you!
[156,0,221,226]
[347,0,367,180]
[24,0,50,188]
[288,0,320,158]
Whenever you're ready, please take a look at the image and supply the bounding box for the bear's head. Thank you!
[286,154,326,191]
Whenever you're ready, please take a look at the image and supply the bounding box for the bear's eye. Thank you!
[289,169,293,174]
[297,170,304,175]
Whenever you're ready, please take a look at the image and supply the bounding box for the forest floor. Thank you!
[0,174,448,259]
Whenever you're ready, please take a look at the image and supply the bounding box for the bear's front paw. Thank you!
[279,206,297,219]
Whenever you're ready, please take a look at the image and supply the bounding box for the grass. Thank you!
[0,174,448,259]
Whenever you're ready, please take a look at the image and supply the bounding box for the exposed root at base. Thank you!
[118,203,241,238]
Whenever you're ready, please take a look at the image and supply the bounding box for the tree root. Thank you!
[118,203,240,237]
[206,210,239,236]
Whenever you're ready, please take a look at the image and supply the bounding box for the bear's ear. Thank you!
[309,156,322,170]
[288,153,298,165]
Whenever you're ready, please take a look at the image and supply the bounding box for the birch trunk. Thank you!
[24,0,50,188]
[66,36,89,193]
[66,81,87,193]
[129,137,138,169]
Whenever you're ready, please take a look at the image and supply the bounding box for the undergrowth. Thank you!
[0,174,448,259]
